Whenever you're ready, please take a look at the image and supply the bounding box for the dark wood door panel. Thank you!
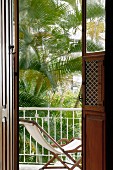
[82,53,105,170]
[82,54,105,112]
[85,114,105,170]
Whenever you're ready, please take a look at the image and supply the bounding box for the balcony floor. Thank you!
[19,164,80,170]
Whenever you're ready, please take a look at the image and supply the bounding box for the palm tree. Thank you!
[19,0,105,107]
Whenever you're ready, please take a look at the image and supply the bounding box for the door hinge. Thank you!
[2,108,8,122]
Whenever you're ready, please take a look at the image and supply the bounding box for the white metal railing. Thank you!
[19,107,82,165]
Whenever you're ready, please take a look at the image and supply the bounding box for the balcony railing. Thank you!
[19,107,82,165]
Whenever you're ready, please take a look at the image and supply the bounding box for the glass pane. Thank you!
[86,0,105,52]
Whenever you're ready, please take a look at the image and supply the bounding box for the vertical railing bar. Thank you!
[54,117,56,141]
[48,109,50,161]
[60,110,62,139]
[80,111,82,138]
[36,110,38,163]
[42,117,44,157]
[48,109,50,137]
[73,110,75,137]
[36,110,43,164]
[30,116,31,155]
[23,110,26,163]
[73,110,75,160]
[67,118,68,139]
[60,110,63,160]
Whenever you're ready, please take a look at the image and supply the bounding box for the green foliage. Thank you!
[87,3,105,20]
[87,40,103,52]
[47,88,81,108]
[19,0,104,107]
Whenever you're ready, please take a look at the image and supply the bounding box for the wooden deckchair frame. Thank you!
[19,119,82,170]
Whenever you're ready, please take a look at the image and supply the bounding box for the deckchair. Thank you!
[19,119,82,170]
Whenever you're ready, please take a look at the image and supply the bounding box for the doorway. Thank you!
[19,0,82,169]
[18,1,105,170]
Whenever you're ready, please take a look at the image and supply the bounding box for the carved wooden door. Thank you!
[82,0,106,169]
[82,53,105,170]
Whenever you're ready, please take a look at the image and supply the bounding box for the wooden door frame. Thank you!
[0,0,19,169]
[0,0,2,168]
[13,0,19,169]
[105,1,113,169]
